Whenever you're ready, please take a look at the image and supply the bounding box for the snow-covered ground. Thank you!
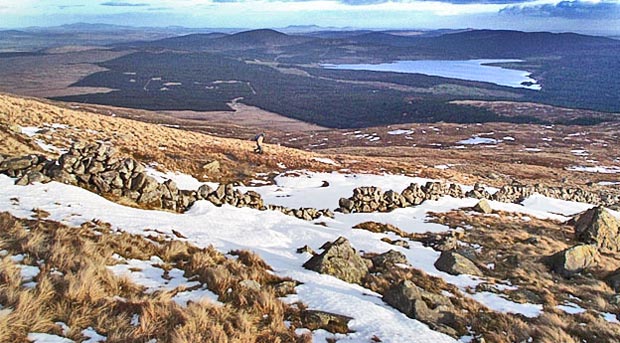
[1,171,614,343]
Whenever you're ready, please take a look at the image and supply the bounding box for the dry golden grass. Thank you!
[425,210,620,342]
[0,211,308,343]
[0,93,355,183]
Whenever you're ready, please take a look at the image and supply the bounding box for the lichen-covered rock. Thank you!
[370,249,408,272]
[574,207,620,252]
[545,244,599,277]
[303,237,368,284]
[383,280,456,336]
[434,251,483,277]
[301,310,351,334]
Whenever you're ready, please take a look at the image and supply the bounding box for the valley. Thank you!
[0,22,620,343]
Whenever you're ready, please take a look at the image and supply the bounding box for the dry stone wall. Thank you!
[338,181,619,214]
[0,142,333,221]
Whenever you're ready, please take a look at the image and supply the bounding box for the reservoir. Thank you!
[322,59,541,90]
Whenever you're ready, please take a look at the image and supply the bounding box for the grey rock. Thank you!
[197,184,213,199]
[383,280,455,334]
[301,310,351,334]
[434,251,483,276]
[574,207,620,252]
[545,244,599,277]
[303,237,369,284]
[370,249,408,271]
[0,155,37,172]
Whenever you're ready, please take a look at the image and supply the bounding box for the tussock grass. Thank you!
[0,212,307,342]
[423,210,620,342]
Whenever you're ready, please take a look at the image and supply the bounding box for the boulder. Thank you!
[473,199,493,214]
[545,244,599,277]
[301,310,351,334]
[202,160,220,174]
[383,280,456,335]
[574,207,620,252]
[303,237,369,284]
[434,251,483,276]
[370,250,408,271]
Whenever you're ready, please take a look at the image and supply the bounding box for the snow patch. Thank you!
[470,292,542,318]
[457,137,499,145]
[145,167,217,191]
[27,333,74,343]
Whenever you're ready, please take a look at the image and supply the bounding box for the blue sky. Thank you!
[1,0,619,35]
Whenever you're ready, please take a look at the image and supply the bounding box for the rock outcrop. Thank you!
[545,244,599,277]
[434,251,483,277]
[303,237,369,284]
[574,207,620,252]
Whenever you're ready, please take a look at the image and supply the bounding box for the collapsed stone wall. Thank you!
[338,181,620,214]
[0,142,333,221]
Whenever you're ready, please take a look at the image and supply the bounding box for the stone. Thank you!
[15,171,49,186]
[0,155,37,172]
[339,197,354,212]
[91,175,111,193]
[607,269,620,292]
[301,310,351,334]
[383,280,455,334]
[214,184,226,200]
[370,250,408,271]
[130,173,147,191]
[197,184,213,199]
[574,207,620,252]
[303,237,369,284]
[434,251,483,276]
[473,199,493,214]
[164,179,179,198]
[545,244,599,277]
[140,176,159,194]
[202,160,220,173]
[239,279,261,291]
[48,168,77,185]
[87,161,105,174]
[273,280,298,297]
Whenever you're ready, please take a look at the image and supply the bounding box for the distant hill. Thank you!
[125,29,315,51]
[345,32,422,47]
[219,29,312,47]
[423,30,620,58]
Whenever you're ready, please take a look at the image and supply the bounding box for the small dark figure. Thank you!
[252,132,265,154]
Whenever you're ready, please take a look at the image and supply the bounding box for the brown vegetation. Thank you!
[0,211,310,343]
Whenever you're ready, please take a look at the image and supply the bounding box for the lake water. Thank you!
[322,59,541,90]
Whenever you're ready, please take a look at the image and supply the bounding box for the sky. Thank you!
[0,0,619,35]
